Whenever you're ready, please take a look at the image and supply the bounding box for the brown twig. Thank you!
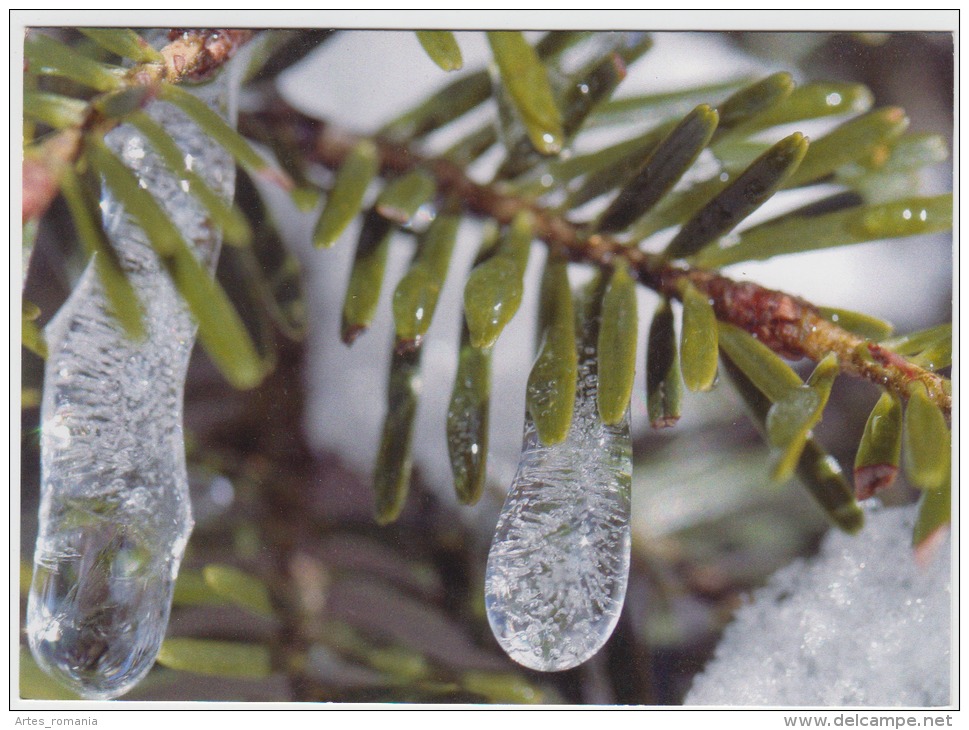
[241,106,951,419]
[22,129,81,225]
[154,29,255,84]
[22,28,255,225]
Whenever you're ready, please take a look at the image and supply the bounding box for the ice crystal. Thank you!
[485,336,632,672]
[27,76,235,700]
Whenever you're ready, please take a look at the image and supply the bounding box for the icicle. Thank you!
[26,75,236,700]
[484,287,632,672]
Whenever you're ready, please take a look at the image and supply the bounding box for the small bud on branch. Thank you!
[22,29,254,225]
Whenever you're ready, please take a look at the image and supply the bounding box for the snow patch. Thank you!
[686,503,951,707]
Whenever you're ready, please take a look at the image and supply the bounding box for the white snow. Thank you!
[686,503,952,707]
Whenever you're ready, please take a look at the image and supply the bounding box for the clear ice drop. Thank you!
[27,75,236,700]
[484,339,632,672]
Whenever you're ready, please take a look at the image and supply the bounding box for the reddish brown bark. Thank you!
[22,129,80,225]
[853,463,899,501]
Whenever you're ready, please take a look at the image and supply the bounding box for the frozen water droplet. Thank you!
[27,74,236,699]
[405,202,437,231]
[28,522,181,699]
[485,337,632,672]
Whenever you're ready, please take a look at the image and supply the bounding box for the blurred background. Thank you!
[19,26,954,704]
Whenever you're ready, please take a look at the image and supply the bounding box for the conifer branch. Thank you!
[22,28,254,225]
[242,104,951,419]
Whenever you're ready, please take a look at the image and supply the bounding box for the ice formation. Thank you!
[26,77,235,700]
[484,329,632,672]
[686,503,951,707]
